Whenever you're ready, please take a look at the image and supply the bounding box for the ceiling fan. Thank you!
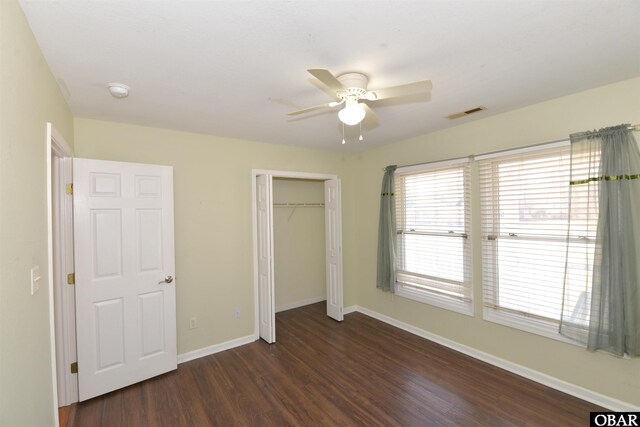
[288,69,432,141]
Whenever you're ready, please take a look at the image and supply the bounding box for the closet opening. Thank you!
[252,170,343,344]
[272,178,326,314]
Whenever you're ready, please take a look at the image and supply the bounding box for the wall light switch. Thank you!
[30,266,41,295]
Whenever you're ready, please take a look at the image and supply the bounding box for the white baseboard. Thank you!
[177,334,257,364]
[276,296,326,313]
[347,305,638,412]
[343,305,357,315]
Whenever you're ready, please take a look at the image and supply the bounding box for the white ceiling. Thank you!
[20,1,640,152]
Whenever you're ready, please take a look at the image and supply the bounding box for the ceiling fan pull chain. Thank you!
[341,123,346,145]
[359,122,363,141]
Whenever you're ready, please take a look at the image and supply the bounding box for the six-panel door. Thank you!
[256,174,275,343]
[73,158,177,401]
[325,178,343,321]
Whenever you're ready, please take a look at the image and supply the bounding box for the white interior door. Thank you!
[256,174,276,343]
[73,158,177,401]
[325,178,344,321]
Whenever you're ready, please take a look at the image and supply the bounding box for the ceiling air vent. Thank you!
[446,106,487,120]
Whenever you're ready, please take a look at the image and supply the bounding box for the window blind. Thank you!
[395,160,472,302]
[478,142,597,325]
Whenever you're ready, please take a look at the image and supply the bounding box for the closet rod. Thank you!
[273,202,325,208]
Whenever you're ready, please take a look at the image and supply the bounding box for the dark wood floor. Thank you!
[68,302,603,426]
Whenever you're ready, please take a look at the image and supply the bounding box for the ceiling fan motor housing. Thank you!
[337,72,369,100]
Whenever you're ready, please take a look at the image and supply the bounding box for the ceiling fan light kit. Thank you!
[288,68,432,145]
[338,99,366,125]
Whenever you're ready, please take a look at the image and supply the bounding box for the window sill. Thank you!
[395,285,474,316]
[482,308,582,347]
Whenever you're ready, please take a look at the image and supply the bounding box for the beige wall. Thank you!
[73,118,353,354]
[0,1,75,425]
[272,179,325,310]
[351,77,640,406]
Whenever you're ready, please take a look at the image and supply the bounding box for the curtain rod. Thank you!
[385,123,640,171]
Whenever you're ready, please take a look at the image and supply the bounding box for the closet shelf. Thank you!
[273,202,325,208]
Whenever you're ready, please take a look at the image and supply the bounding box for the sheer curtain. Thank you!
[560,125,640,357]
[377,165,397,292]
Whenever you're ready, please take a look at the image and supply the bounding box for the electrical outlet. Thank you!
[234,308,241,318]
[30,266,41,295]
[189,317,197,329]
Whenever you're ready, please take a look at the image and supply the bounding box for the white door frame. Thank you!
[251,169,343,340]
[46,123,75,423]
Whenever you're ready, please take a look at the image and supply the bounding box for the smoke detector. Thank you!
[108,83,130,99]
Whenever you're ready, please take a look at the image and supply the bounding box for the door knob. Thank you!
[158,276,174,285]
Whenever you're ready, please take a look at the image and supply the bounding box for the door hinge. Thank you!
[70,362,78,374]
[65,183,73,195]
[67,273,75,285]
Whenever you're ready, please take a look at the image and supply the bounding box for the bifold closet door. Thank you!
[325,178,344,321]
[256,174,276,343]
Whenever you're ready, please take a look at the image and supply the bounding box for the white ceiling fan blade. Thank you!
[307,68,345,93]
[362,103,379,126]
[369,80,432,101]
[287,102,334,116]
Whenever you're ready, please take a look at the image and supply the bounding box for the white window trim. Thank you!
[394,156,473,316]
[478,139,593,346]
[397,284,474,316]
[482,307,581,346]
[396,156,471,174]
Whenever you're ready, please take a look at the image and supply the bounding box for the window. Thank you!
[395,159,472,315]
[478,142,597,339]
